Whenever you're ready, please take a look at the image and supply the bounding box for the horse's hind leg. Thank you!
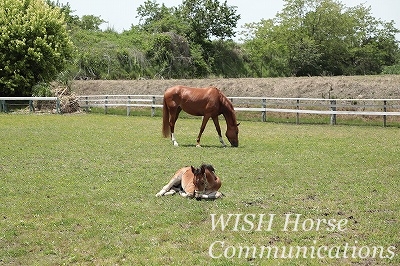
[155,171,183,197]
[170,107,182,146]
[212,116,226,147]
[171,133,178,147]
[156,178,181,196]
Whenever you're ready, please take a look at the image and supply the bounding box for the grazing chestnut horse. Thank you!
[162,85,239,147]
[155,164,223,200]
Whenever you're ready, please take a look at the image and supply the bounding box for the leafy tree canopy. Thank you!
[131,0,242,78]
[136,0,240,42]
[243,0,399,77]
[178,0,240,42]
[28,0,400,83]
[0,0,74,96]
[136,0,183,34]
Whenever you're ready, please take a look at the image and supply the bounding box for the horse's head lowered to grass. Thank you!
[225,123,239,147]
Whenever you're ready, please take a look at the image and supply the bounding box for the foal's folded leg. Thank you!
[201,191,223,199]
[179,191,194,198]
[155,172,184,197]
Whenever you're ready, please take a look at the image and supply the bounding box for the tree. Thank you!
[47,1,106,31]
[136,0,185,34]
[146,32,192,78]
[178,0,240,42]
[135,0,241,78]
[242,20,291,77]
[243,0,399,77]
[137,0,240,42]
[0,0,74,96]
[46,0,80,30]
[79,15,105,31]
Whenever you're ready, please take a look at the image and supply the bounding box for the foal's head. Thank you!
[191,164,214,200]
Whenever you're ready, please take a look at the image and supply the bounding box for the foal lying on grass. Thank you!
[156,164,223,200]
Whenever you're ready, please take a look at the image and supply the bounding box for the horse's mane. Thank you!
[218,90,238,126]
[201,164,215,173]
[218,90,234,110]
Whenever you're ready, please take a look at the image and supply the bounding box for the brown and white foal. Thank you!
[156,164,223,200]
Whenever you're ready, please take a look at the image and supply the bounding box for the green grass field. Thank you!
[0,114,398,265]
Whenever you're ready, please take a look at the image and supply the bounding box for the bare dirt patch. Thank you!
[71,75,400,99]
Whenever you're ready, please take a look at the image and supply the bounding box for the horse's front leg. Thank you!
[212,116,226,147]
[196,115,210,147]
[200,191,223,199]
[179,191,194,198]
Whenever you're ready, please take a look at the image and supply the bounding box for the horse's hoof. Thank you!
[173,142,179,146]
[156,189,166,197]
[196,144,201,147]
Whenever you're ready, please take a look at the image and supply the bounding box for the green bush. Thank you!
[0,0,74,96]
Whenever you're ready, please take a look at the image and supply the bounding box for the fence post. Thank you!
[152,96,156,117]
[104,96,108,114]
[127,96,131,116]
[383,100,387,127]
[330,100,337,125]
[29,100,34,112]
[296,99,300,124]
[262,98,267,122]
[0,100,4,112]
[56,98,60,114]
[85,96,89,112]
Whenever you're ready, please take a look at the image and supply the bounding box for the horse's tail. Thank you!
[162,97,170,138]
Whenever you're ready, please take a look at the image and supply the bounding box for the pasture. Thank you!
[0,113,398,265]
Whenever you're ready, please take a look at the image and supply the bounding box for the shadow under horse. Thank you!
[156,164,223,200]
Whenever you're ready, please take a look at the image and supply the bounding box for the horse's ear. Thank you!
[191,166,195,173]
[200,165,206,174]
[237,123,240,126]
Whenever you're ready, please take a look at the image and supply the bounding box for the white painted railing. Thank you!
[77,95,162,117]
[3,95,398,126]
[0,97,60,113]
[77,95,400,126]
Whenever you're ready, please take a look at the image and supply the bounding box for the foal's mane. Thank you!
[201,164,215,173]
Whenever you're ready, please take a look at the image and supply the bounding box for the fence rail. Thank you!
[2,95,399,126]
[0,97,60,113]
[77,95,400,126]
[78,95,162,117]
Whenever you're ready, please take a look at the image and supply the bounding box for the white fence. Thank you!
[0,97,60,113]
[78,95,162,117]
[77,95,400,126]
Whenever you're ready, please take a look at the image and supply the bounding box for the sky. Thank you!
[57,0,400,39]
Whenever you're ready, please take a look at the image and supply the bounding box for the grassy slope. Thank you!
[0,114,399,265]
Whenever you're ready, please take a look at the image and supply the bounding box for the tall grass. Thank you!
[0,114,398,265]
